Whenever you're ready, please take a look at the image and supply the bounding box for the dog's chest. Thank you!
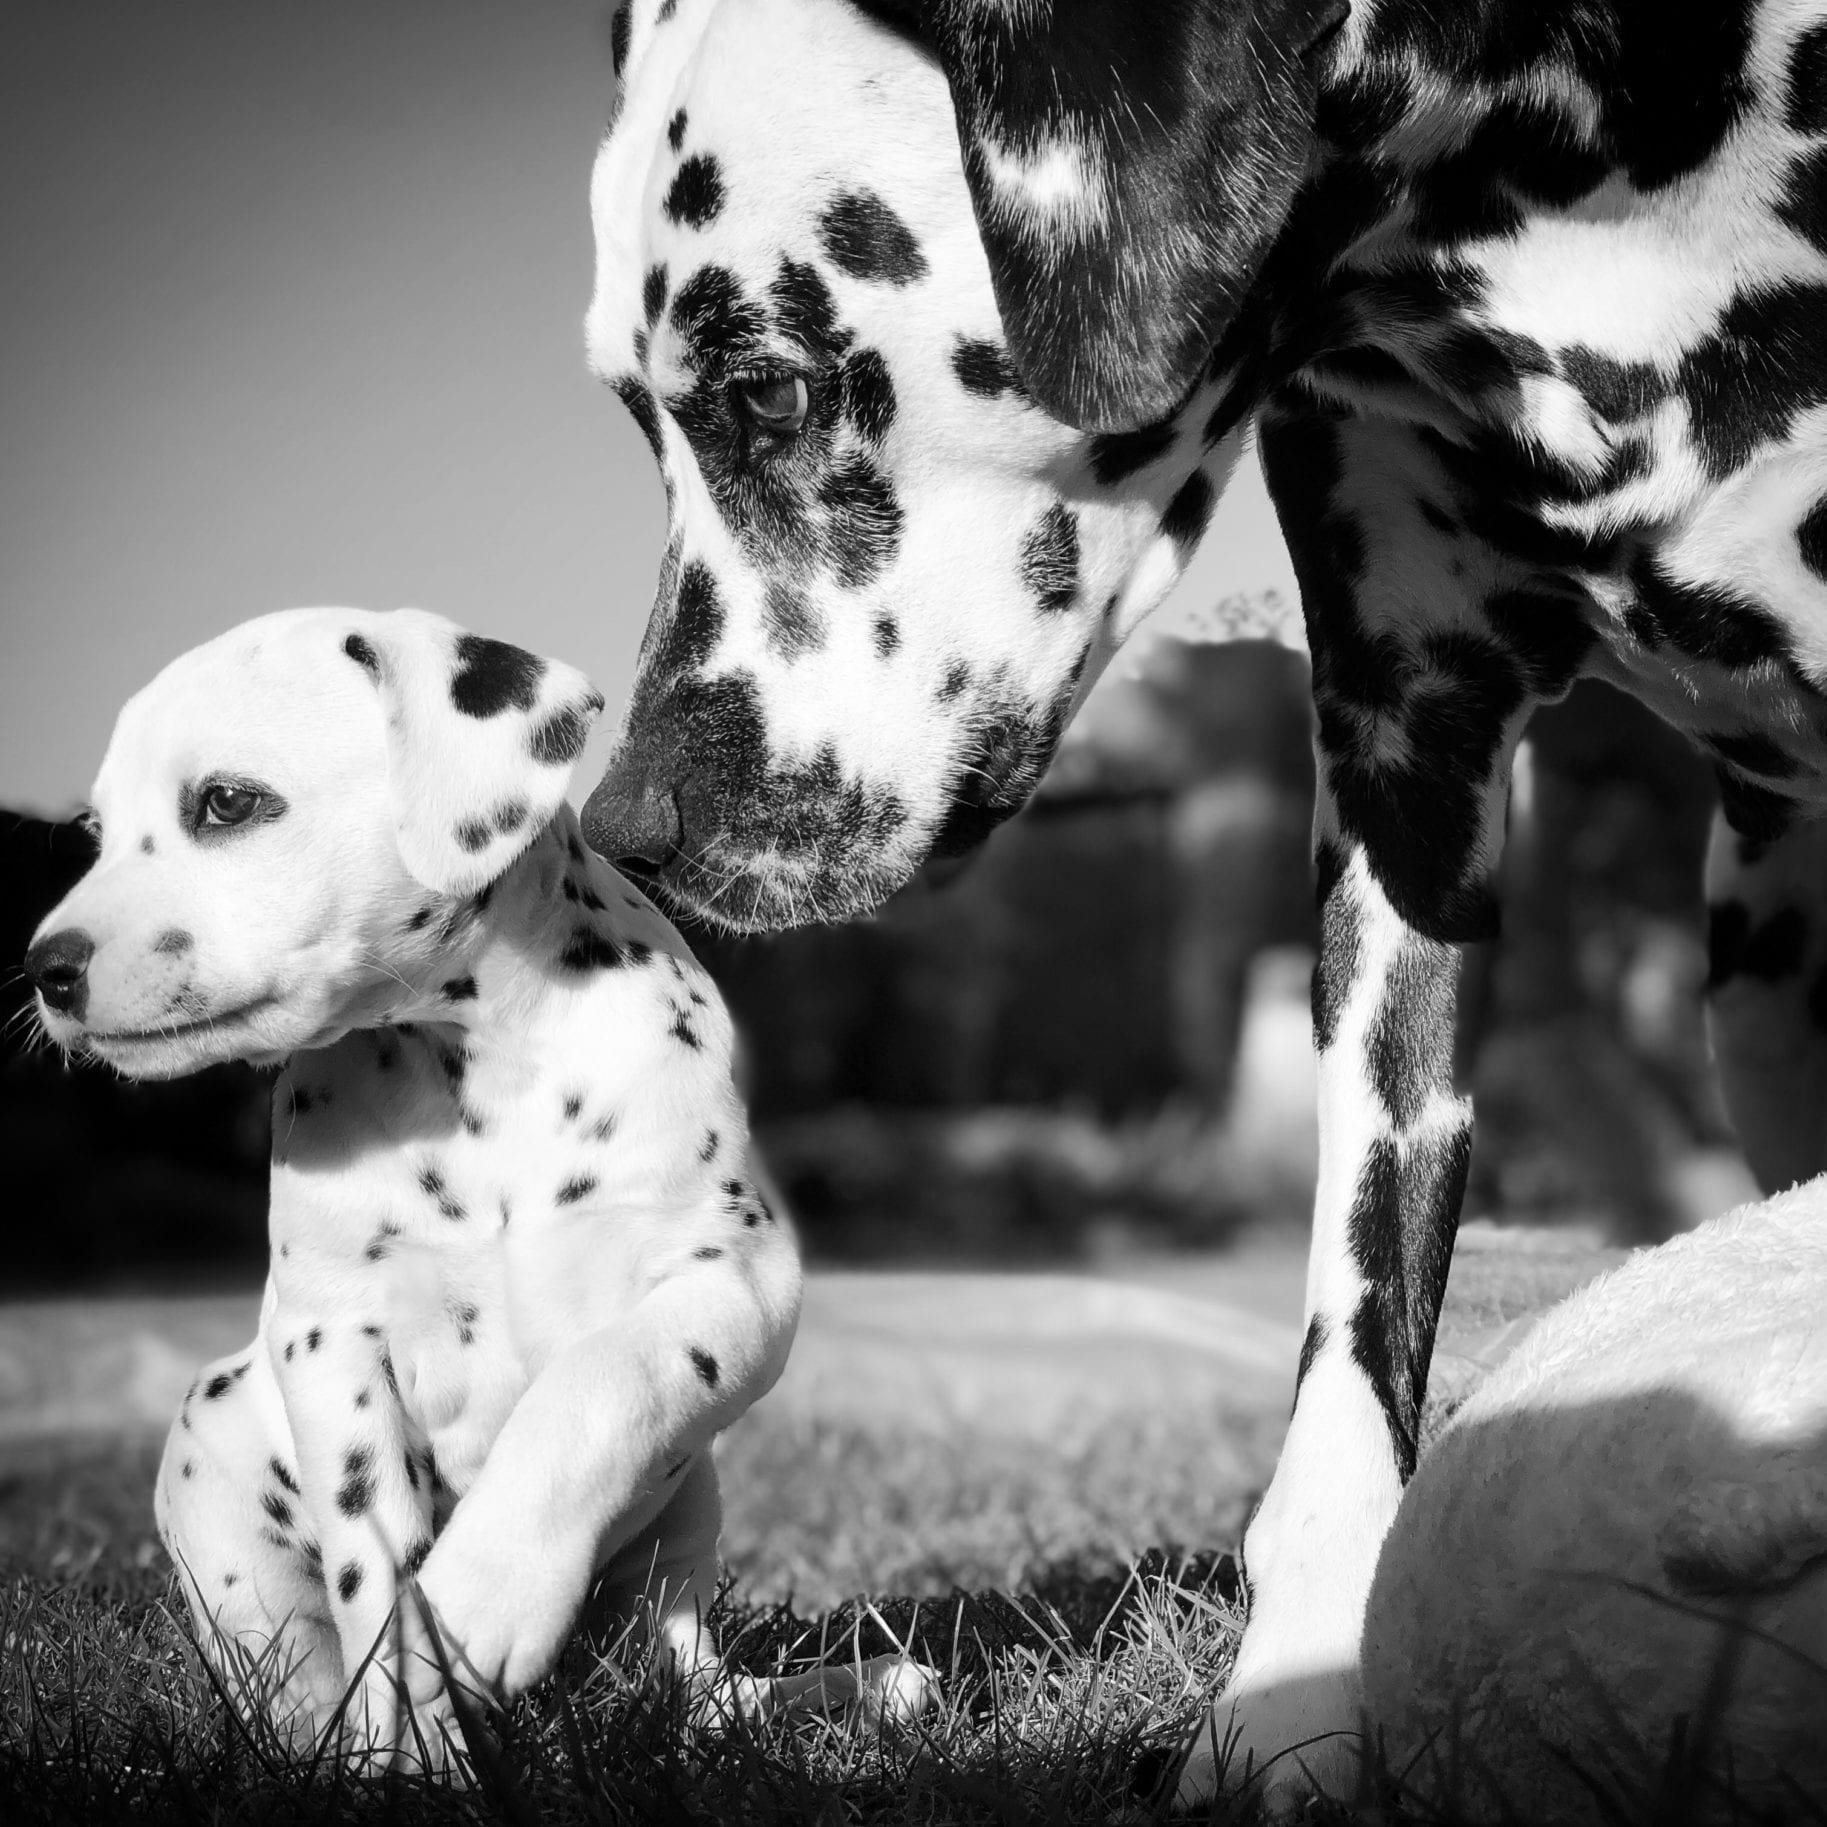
[267,1023,712,1488]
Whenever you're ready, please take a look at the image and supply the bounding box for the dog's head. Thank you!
[581,0,1341,929]
[25,609,602,1078]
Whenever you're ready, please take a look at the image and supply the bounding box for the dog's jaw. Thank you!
[74,992,288,1079]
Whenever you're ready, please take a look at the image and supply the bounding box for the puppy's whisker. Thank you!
[354,951,420,998]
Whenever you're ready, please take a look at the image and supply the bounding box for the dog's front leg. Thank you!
[276,1320,435,1766]
[1177,408,1569,1811]
[400,1252,797,1717]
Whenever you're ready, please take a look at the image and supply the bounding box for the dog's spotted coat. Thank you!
[24,609,922,1767]
[580,0,1827,1805]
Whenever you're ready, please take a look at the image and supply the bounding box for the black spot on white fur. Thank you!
[817,192,927,284]
[1790,22,1827,132]
[531,696,603,767]
[688,1347,719,1387]
[1798,498,1827,583]
[1091,421,1177,484]
[1018,505,1080,615]
[1161,472,1216,554]
[451,634,544,718]
[560,929,626,973]
[418,1164,466,1222]
[336,1448,374,1519]
[950,337,1027,401]
[763,582,825,660]
[664,153,725,229]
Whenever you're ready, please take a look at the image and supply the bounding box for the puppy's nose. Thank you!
[582,774,684,873]
[24,928,95,1018]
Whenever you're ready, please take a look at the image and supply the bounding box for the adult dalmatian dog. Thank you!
[579,0,1827,1805]
[24,609,921,1768]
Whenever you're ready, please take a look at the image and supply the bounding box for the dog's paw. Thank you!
[858,1653,940,1727]
[326,1669,470,1784]
[408,1516,594,1707]
[724,1651,941,1730]
[1173,1657,1364,1816]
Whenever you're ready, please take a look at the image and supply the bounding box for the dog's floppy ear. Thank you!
[858,0,1343,433]
[343,610,605,897]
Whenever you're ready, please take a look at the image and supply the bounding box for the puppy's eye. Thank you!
[200,784,263,828]
[733,373,809,435]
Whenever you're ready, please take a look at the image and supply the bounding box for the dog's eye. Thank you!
[186,775,285,838]
[200,784,263,828]
[733,373,809,435]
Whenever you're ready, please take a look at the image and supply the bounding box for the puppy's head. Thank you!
[25,608,603,1078]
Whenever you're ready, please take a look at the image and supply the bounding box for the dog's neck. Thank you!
[352,806,628,1058]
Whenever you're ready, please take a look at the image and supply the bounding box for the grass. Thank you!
[4,1401,1801,1825]
[0,1230,1746,1827]
[0,1405,1361,1827]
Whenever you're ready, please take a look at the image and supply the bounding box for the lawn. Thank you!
[0,1229,1625,1825]
[1,1413,1270,1827]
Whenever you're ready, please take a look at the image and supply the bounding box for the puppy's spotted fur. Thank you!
[581,0,1827,1806]
[25,609,923,1767]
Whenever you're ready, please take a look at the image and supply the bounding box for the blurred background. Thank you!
[1,0,1755,1303]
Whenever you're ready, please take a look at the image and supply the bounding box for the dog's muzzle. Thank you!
[584,773,685,876]
[24,928,95,1021]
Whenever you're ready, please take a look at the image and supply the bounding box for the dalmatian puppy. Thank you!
[579,0,1827,1807]
[23,608,923,1768]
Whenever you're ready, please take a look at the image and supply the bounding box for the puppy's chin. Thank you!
[70,993,288,1080]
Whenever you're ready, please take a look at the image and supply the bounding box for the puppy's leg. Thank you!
[587,1455,934,1727]
[156,1349,343,1746]
[274,1321,437,1768]
[1704,797,1827,1191]
[398,1238,810,1716]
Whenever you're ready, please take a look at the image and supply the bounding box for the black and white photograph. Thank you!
[4,2,1826,1821]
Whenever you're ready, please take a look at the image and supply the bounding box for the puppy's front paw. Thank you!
[408,1519,595,1707]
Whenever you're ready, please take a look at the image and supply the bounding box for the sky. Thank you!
[0,0,1295,818]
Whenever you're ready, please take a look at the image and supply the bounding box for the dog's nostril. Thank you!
[24,928,96,1015]
[582,775,685,872]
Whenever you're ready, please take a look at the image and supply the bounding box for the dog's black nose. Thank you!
[582,774,684,873]
[24,928,95,1018]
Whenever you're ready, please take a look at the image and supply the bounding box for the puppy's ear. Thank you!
[858,0,1342,433]
[343,610,605,896]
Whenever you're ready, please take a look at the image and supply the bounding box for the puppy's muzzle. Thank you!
[25,928,95,1020]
